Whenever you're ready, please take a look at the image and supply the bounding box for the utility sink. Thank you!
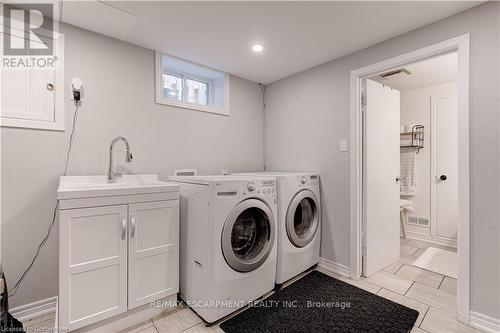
[57,174,178,199]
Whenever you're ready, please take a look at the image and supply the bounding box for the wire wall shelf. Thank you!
[400,125,424,154]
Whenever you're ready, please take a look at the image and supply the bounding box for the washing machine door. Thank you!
[286,189,319,248]
[222,199,275,272]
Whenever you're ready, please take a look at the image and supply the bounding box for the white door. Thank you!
[432,94,458,239]
[128,200,179,309]
[59,205,128,330]
[363,79,401,277]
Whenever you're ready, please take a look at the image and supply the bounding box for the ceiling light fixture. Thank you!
[252,44,264,53]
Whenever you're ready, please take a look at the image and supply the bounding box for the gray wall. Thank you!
[1,23,265,307]
[265,2,500,319]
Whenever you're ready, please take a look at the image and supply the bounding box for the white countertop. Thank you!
[57,174,179,199]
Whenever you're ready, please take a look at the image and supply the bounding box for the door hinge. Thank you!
[361,246,367,256]
[361,93,367,112]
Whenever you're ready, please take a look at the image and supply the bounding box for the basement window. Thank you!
[156,52,229,115]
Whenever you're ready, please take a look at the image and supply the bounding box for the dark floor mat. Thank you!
[220,271,418,333]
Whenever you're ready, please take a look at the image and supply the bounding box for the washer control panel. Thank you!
[214,179,276,197]
[247,182,256,192]
[259,179,276,194]
[247,181,274,194]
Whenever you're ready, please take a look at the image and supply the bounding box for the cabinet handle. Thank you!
[130,216,136,239]
[121,217,126,240]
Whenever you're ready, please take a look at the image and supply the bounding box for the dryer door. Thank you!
[286,189,319,248]
[222,199,275,272]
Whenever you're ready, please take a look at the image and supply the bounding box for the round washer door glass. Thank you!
[286,190,319,248]
[222,199,275,272]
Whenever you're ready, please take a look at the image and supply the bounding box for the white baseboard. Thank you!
[317,257,350,278]
[470,311,500,333]
[405,232,457,249]
[74,294,178,333]
[11,296,58,322]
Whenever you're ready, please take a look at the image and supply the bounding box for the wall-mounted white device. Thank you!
[71,77,83,102]
[339,139,348,152]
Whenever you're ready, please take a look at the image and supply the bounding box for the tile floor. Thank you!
[362,238,477,333]
[23,239,480,333]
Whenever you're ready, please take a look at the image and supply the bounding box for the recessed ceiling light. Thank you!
[252,44,264,53]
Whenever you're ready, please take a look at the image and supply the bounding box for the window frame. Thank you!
[162,72,183,102]
[164,69,211,106]
[155,52,230,116]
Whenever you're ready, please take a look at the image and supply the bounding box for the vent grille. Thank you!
[174,169,197,176]
[418,217,429,226]
[407,216,429,226]
[408,216,419,225]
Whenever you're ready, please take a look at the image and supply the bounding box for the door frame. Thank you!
[349,34,470,323]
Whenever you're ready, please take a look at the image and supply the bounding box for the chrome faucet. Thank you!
[107,136,133,182]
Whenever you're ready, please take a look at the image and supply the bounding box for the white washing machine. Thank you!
[233,172,320,285]
[168,175,277,323]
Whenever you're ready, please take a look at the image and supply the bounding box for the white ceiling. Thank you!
[60,1,480,84]
[370,52,457,91]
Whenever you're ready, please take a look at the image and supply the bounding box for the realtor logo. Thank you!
[3,3,54,56]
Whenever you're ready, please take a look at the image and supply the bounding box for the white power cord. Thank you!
[8,104,80,297]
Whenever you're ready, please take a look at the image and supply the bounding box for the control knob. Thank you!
[247,182,256,192]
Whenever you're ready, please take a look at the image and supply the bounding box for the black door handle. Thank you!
[440,175,447,181]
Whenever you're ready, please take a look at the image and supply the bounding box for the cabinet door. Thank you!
[0,32,63,131]
[128,200,179,309]
[59,205,128,330]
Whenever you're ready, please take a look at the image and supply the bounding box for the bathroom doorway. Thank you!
[362,51,459,278]
[385,53,458,249]
[349,35,470,323]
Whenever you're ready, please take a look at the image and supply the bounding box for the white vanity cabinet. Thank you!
[59,205,129,329]
[127,201,179,309]
[57,175,179,331]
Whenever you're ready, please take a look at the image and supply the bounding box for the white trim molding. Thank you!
[349,34,470,323]
[11,296,58,322]
[405,232,457,249]
[318,257,351,278]
[470,311,500,333]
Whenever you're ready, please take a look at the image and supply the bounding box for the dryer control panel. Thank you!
[296,174,319,187]
[310,175,319,186]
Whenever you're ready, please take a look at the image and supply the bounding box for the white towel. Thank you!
[400,139,412,146]
[400,151,417,195]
